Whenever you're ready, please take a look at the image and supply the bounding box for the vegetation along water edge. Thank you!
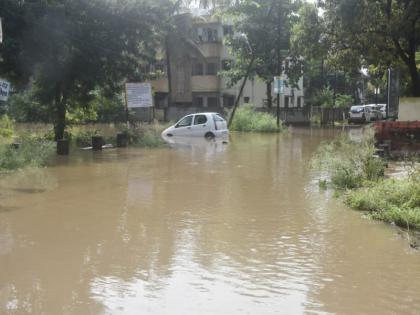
[312,127,420,233]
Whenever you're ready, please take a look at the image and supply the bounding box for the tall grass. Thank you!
[229,104,283,132]
[312,127,420,231]
[311,128,385,189]
[345,168,420,230]
[0,136,55,171]
[118,122,167,148]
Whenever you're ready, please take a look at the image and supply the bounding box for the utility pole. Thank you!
[276,2,282,128]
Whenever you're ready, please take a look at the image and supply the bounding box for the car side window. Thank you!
[194,115,207,125]
[175,115,193,128]
[213,114,224,122]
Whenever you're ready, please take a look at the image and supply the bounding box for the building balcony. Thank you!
[197,42,222,58]
[191,75,219,92]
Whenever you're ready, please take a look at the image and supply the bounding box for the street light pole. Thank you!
[374,87,380,106]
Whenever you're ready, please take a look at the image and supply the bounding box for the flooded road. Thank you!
[1,128,420,314]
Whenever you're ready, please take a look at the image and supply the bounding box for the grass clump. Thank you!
[230,104,283,132]
[119,122,167,148]
[0,135,55,171]
[311,128,385,189]
[345,168,420,230]
[0,115,15,142]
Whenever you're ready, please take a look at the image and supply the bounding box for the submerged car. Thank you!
[162,112,229,139]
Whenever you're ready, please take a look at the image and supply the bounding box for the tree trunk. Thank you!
[407,56,420,97]
[53,82,66,141]
[165,37,173,108]
[266,81,272,109]
[228,55,256,128]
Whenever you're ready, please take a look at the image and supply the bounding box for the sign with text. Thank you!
[125,83,153,108]
[0,79,10,101]
[273,76,284,94]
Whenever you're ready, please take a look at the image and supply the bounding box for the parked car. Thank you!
[348,105,373,123]
[377,104,387,119]
[162,112,229,139]
[365,104,383,120]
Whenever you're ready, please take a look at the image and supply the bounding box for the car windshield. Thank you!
[175,115,193,128]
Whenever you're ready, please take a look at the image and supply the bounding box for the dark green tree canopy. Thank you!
[0,0,171,138]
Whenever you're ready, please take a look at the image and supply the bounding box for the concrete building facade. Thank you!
[149,14,304,121]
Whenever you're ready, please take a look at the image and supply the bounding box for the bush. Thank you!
[0,115,14,141]
[311,127,385,189]
[118,123,167,148]
[345,168,420,230]
[0,136,54,171]
[230,104,283,132]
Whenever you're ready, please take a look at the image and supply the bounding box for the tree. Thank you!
[319,0,420,96]
[0,0,170,139]
[222,0,299,111]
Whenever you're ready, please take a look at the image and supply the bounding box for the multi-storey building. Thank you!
[149,13,304,121]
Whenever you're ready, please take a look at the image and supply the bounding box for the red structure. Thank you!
[374,121,420,151]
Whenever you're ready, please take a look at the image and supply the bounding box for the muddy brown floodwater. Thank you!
[1,127,420,314]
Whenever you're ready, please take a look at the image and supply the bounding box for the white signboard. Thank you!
[0,18,3,43]
[0,79,10,101]
[125,83,153,108]
[273,76,284,94]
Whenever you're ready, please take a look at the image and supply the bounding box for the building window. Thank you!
[223,25,233,36]
[207,97,218,107]
[194,96,204,107]
[222,60,233,71]
[223,95,235,107]
[244,96,250,103]
[192,63,204,75]
[207,28,218,42]
[206,63,217,75]
[297,96,302,108]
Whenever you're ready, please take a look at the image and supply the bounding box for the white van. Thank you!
[348,105,372,123]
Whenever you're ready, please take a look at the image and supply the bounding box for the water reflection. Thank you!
[1,128,420,314]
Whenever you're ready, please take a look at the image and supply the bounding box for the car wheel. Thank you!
[204,132,215,140]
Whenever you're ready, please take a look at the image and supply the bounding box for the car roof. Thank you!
[184,112,221,117]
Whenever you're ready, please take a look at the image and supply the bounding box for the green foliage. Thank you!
[319,0,420,96]
[310,86,354,108]
[335,94,353,108]
[0,0,172,139]
[313,86,334,108]
[222,0,300,93]
[311,128,385,189]
[119,123,167,148]
[0,115,14,140]
[345,168,420,230]
[5,91,52,123]
[229,104,283,132]
[0,136,54,171]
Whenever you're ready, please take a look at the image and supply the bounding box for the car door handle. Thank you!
[187,127,191,129]
[203,125,206,127]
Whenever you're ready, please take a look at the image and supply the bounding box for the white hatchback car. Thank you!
[162,112,229,139]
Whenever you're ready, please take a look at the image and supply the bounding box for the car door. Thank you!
[191,114,211,136]
[173,115,193,136]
